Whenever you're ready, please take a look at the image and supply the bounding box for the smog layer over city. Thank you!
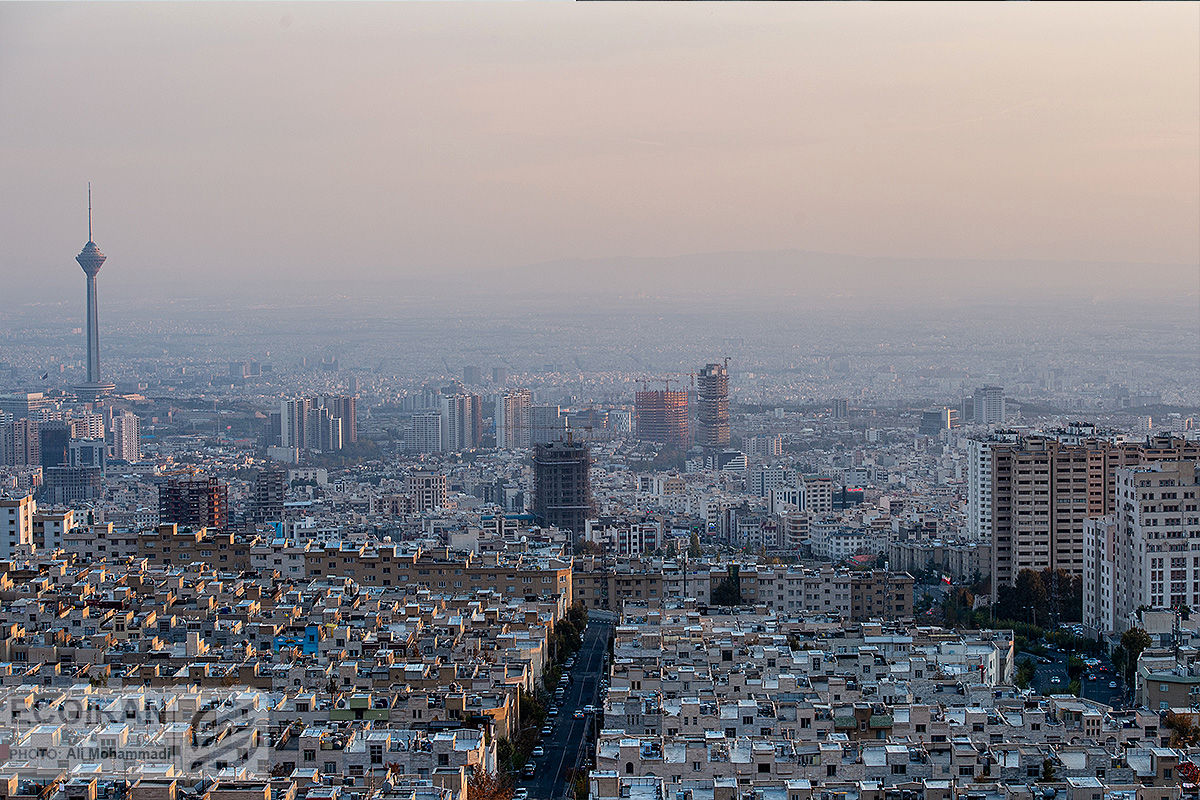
[0,4,1198,800]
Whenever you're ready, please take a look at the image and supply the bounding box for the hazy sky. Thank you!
[0,2,1197,298]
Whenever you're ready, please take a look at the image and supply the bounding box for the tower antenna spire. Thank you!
[88,182,93,242]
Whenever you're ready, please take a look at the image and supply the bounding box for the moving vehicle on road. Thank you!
[532,746,544,758]
[573,709,585,719]
[522,764,536,778]
[1109,680,1118,688]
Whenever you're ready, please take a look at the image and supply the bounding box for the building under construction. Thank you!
[635,389,690,448]
[696,362,731,449]
[532,440,593,538]
[251,467,286,524]
[159,476,228,530]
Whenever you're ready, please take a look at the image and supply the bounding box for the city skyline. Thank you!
[1,3,1199,796]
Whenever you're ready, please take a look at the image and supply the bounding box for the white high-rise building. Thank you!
[280,398,312,449]
[769,486,803,514]
[966,437,995,543]
[749,465,791,498]
[800,475,834,515]
[608,408,633,434]
[495,389,532,450]
[405,470,448,513]
[280,397,343,451]
[111,411,141,462]
[0,494,35,559]
[1083,460,1200,637]
[973,385,1006,426]
[71,412,106,440]
[410,412,443,454]
[439,394,482,452]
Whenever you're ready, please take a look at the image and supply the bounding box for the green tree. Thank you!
[567,601,588,630]
[711,566,742,606]
[575,540,605,556]
[1014,657,1036,689]
[543,665,562,694]
[689,532,702,558]
[941,587,975,628]
[1014,570,1049,624]
[1119,627,1153,686]
[1039,568,1084,624]
[496,738,515,773]
[1164,712,1200,746]
[468,764,513,800]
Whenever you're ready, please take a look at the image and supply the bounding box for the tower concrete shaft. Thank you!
[84,272,100,383]
[73,184,114,400]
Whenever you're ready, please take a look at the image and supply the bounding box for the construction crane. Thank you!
[161,465,199,478]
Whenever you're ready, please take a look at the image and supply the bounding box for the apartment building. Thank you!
[31,507,74,552]
[305,545,572,604]
[887,539,989,583]
[405,471,448,513]
[0,495,35,558]
[1083,460,1200,638]
[573,557,912,621]
[976,431,1200,598]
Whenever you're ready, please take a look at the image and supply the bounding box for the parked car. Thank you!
[531,746,544,758]
[522,764,536,778]
[541,724,553,736]
[514,790,529,800]
[1049,676,1062,684]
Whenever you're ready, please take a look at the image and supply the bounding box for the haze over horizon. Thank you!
[1,2,1197,309]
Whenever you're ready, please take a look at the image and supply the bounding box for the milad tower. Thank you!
[74,184,115,400]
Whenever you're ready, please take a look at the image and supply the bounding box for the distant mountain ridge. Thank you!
[475,248,1197,305]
